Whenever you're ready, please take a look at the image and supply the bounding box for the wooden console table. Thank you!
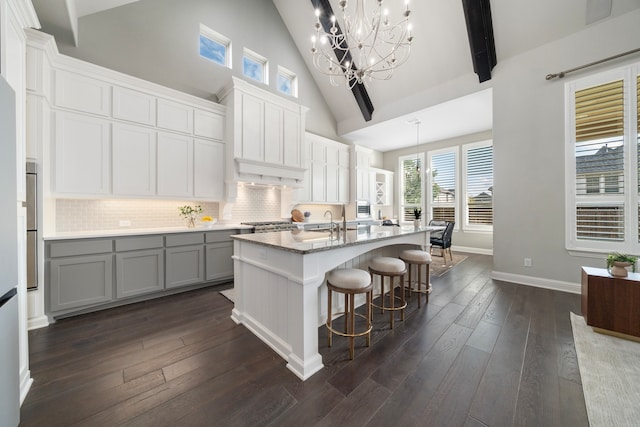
[581,266,640,340]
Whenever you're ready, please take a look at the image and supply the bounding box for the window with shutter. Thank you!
[399,154,423,222]
[428,149,457,223]
[566,63,640,253]
[463,142,493,229]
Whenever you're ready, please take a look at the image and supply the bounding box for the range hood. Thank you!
[219,77,308,201]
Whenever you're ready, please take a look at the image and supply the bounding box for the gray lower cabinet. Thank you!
[115,236,165,298]
[48,239,114,312]
[165,233,205,289]
[46,229,244,317]
[206,242,233,281]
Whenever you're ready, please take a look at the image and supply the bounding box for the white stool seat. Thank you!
[327,268,371,290]
[370,256,406,274]
[400,250,432,264]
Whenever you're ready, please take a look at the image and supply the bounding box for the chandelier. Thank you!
[311,0,413,88]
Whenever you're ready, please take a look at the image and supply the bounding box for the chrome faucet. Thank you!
[324,210,335,237]
[341,204,347,237]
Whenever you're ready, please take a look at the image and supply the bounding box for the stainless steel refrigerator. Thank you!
[0,74,21,426]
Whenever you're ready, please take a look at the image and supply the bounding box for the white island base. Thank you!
[230,226,437,380]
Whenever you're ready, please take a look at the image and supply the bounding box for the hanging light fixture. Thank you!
[311,0,413,88]
[407,118,421,173]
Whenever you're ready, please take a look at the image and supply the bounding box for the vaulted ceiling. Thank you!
[31,0,640,152]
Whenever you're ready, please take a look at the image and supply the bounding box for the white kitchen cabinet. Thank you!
[112,123,156,196]
[297,133,349,204]
[194,139,224,200]
[54,111,111,195]
[219,77,307,189]
[54,69,110,116]
[157,98,194,134]
[353,145,377,203]
[112,86,156,126]
[157,132,193,197]
[194,108,224,140]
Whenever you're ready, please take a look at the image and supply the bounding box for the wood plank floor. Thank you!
[20,254,589,426]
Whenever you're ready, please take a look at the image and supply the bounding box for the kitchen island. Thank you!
[230,224,442,380]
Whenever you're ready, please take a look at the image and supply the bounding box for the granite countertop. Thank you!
[231,225,443,254]
[43,224,252,241]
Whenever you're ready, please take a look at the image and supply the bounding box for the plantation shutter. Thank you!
[466,145,493,225]
[431,151,456,222]
[574,79,625,242]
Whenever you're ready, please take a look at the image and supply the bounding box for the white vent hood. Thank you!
[219,77,308,201]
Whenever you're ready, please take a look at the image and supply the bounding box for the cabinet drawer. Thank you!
[166,233,204,247]
[49,239,113,258]
[205,230,235,243]
[115,236,164,252]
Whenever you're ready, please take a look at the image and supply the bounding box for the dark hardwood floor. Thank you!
[20,254,588,426]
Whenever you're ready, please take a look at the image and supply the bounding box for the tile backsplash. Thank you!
[231,185,282,222]
[55,199,220,232]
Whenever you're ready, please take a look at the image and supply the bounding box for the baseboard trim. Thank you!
[452,245,493,256]
[491,270,581,294]
[28,315,50,330]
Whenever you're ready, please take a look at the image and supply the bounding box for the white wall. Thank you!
[47,0,341,140]
[492,9,640,287]
[383,130,494,253]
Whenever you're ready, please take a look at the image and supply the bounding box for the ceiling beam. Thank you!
[310,0,374,121]
[462,0,497,83]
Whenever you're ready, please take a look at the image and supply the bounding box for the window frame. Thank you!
[462,140,494,232]
[427,146,459,228]
[242,48,269,85]
[198,24,232,68]
[398,152,425,224]
[277,65,298,98]
[564,64,639,254]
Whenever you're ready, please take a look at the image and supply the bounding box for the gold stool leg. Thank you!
[349,294,355,360]
[344,293,348,335]
[407,263,412,299]
[400,275,405,321]
[389,275,395,329]
[417,263,422,308]
[327,287,332,347]
[426,263,430,304]
[366,290,372,347]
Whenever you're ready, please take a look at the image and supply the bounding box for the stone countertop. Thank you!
[231,225,444,254]
[43,224,252,241]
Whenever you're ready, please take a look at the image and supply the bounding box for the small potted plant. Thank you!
[606,252,638,277]
[413,207,422,228]
[178,205,202,228]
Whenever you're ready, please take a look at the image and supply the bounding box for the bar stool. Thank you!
[399,249,432,308]
[326,268,373,360]
[369,257,407,329]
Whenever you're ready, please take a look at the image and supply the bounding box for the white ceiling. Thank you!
[31,0,640,152]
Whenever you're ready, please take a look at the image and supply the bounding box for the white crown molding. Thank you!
[24,28,226,114]
[491,270,581,295]
[8,0,40,29]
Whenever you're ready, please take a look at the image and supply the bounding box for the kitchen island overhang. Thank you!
[230,225,443,380]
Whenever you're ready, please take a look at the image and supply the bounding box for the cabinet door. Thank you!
[241,93,264,161]
[116,249,164,298]
[325,163,339,203]
[157,98,193,134]
[283,109,301,168]
[112,86,156,126]
[296,140,312,202]
[311,162,326,202]
[264,103,283,165]
[205,242,233,281]
[338,167,349,203]
[157,132,193,197]
[194,139,224,200]
[356,168,370,201]
[49,254,113,312]
[54,69,110,116]
[165,245,204,288]
[54,112,111,195]
[112,124,156,196]
[194,109,224,140]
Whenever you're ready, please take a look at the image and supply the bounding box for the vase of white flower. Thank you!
[178,205,202,228]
